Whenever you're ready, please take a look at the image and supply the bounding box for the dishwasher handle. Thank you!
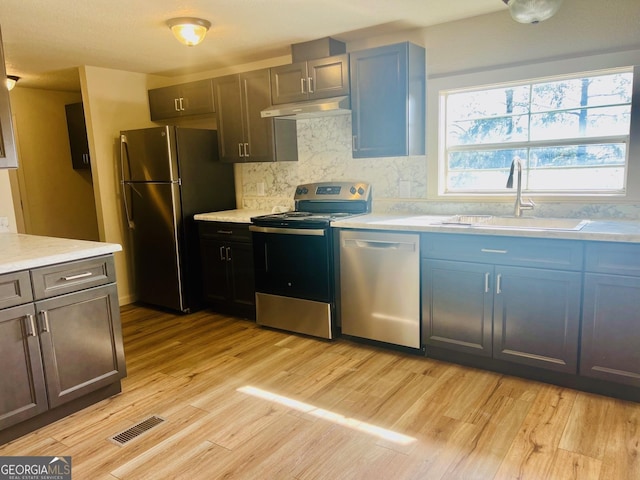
[343,238,416,251]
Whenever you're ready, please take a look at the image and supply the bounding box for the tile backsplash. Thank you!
[240,115,640,220]
[240,114,426,211]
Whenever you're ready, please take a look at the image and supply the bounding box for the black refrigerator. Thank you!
[119,126,235,313]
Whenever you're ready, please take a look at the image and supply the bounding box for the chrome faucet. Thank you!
[506,157,535,217]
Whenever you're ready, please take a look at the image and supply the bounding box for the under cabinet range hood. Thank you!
[260,36,350,119]
[261,95,350,119]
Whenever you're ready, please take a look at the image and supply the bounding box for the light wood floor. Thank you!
[1,304,639,479]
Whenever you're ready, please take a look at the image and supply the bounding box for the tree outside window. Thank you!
[442,68,633,194]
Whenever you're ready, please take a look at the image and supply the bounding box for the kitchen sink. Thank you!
[438,215,590,231]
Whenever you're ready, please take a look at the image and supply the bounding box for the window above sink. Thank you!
[441,67,633,196]
[427,51,640,206]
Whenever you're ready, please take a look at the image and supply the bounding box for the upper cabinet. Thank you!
[350,42,426,158]
[65,102,90,170]
[271,37,349,105]
[270,54,349,105]
[148,79,215,121]
[0,27,18,169]
[213,69,297,163]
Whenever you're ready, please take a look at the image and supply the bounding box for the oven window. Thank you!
[252,231,332,303]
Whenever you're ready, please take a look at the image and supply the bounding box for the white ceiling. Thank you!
[0,0,506,91]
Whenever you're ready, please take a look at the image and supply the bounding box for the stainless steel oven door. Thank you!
[249,225,332,303]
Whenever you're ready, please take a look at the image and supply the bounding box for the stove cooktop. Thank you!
[251,181,371,228]
[250,211,358,228]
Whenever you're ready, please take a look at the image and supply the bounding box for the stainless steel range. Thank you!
[249,181,371,339]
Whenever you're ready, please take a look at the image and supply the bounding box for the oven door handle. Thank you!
[249,225,326,236]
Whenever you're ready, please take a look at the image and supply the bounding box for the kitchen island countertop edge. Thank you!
[0,233,122,274]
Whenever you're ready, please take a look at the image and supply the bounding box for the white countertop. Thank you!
[331,214,640,243]
[194,209,272,224]
[0,233,122,274]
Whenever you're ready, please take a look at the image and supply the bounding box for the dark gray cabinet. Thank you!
[0,303,47,430]
[350,42,425,158]
[148,79,215,121]
[581,242,640,387]
[199,222,256,318]
[0,255,126,433]
[270,54,349,104]
[422,233,583,373]
[0,27,18,169]
[65,102,90,169]
[422,259,493,356]
[213,69,297,163]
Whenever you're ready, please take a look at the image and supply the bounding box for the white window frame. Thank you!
[427,50,640,204]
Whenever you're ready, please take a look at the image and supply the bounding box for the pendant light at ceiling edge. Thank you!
[502,0,564,24]
[6,75,19,91]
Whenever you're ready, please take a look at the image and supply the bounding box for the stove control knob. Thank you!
[357,187,365,195]
[350,186,357,195]
[302,187,308,194]
[296,187,303,195]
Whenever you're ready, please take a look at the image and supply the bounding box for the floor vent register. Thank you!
[109,415,166,446]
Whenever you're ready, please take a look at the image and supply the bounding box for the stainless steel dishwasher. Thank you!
[339,230,420,348]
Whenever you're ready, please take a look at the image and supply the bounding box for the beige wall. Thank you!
[0,170,17,233]
[9,88,100,240]
[79,66,157,305]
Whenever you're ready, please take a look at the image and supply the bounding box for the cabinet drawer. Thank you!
[585,241,640,276]
[421,233,584,271]
[0,270,33,309]
[31,255,116,300]
[198,221,252,242]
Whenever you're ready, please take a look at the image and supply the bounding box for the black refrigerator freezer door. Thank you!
[126,181,185,311]
[121,126,178,182]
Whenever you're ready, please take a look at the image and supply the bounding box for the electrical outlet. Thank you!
[0,216,9,232]
[257,182,266,196]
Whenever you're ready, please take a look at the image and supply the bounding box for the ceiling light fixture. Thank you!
[6,75,19,91]
[167,17,211,46]
[502,0,564,24]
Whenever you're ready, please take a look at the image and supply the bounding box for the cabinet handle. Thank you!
[238,143,245,157]
[25,314,37,337]
[179,97,185,111]
[496,274,502,294]
[174,98,181,112]
[217,230,233,235]
[301,77,307,94]
[244,143,250,157]
[484,272,490,293]
[226,247,232,261]
[308,77,314,93]
[352,135,357,151]
[40,311,51,333]
[481,248,508,254]
[62,271,93,281]
[220,246,226,261]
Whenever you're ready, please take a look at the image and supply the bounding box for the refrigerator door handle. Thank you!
[119,134,135,229]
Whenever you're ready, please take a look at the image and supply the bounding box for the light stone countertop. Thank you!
[331,214,640,243]
[194,209,273,224]
[0,233,122,274]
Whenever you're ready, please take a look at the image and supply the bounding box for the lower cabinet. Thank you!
[422,233,583,374]
[36,284,124,409]
[199,222,256,318]
[0,303,47,430]
[580,242,640,387]
[0,255,126,437]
